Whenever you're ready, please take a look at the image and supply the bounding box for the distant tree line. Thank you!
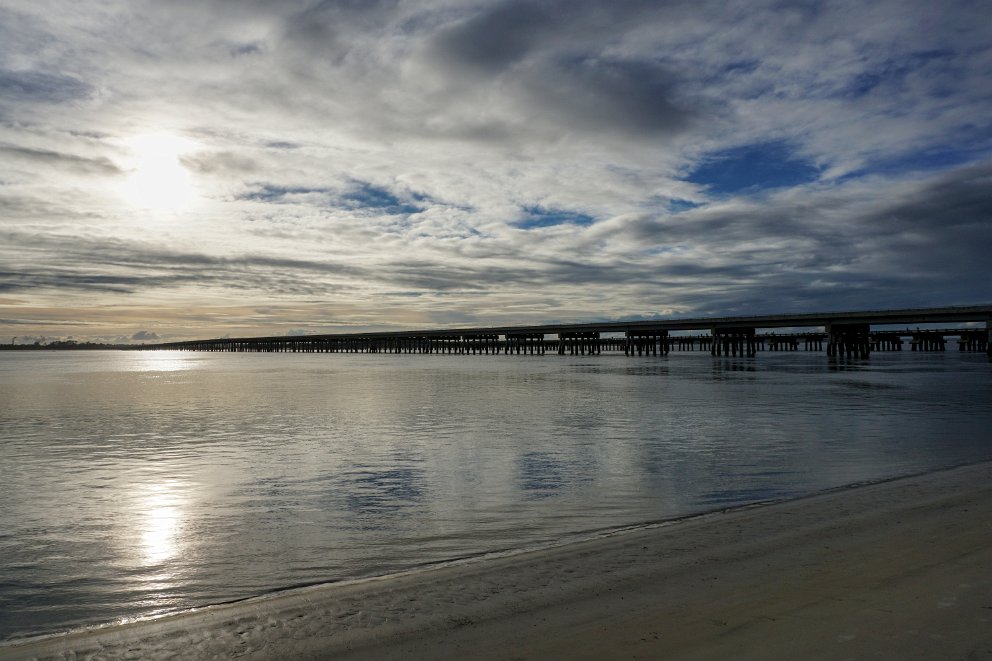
[1,339,137,350]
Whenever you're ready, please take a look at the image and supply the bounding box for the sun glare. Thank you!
[119,134,200,213]
[137,481,187,565]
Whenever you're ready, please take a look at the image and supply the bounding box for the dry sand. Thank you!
[3,461,991,660]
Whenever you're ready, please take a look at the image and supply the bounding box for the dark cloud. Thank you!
[0,69,89,104]
[1,144,121,175]
[423,2,700,140]
[428,0,670,74]
[431,1,558,73]
[181,151,259,175]
[0,229,367,295]
[277,0,402,64]
[868,162,992,232]
[858,162,992,276]
[0,269,191,294]
[229,42,264,57]
[519,57,696,137]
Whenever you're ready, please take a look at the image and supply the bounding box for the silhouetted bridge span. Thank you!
[145,305,992,359]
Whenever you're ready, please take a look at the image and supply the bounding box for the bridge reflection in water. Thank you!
[144,305,992,359]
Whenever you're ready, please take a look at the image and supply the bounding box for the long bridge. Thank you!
[144,305,992,359]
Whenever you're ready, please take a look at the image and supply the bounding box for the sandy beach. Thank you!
[3,461,990,660]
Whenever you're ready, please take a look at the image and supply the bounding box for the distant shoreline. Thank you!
[4,460,991,660]
[0,344,137,350]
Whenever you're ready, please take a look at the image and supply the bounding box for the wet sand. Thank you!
[3,461,991,660]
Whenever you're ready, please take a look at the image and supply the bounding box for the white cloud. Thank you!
[0,0,990,339]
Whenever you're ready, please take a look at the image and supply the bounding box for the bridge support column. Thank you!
[558,332,599,356]
[826,323,870,359]
[461,334,499,356]
[711,327,756,357]
[506,333,544,356]
[958,329,988,353]
[910,332,946,352]
[625,329,669,356]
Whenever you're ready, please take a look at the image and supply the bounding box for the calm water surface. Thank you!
[1,350,991,639]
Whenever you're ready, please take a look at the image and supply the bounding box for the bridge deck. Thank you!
[144,305,992,358]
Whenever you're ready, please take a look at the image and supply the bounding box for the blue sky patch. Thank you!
[687,141,821,196]
[239,184,330,202]
[515,205,595,229]
[341,183,422,215]
[241,182,423,215]
[669,199,702,213]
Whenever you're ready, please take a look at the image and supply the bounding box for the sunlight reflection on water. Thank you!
[136,481,187,565]
[123,351,201,373]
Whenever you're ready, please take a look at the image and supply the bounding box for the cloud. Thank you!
[9,335,54,345]
[429,1,559,74]
[0,69,90,104]
[419,2,704,143]
[1,144,121,175]
[517,57,697,138]
[0,0,990,340]
[180,151,259,175]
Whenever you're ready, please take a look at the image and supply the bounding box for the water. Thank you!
[1,349,990,640]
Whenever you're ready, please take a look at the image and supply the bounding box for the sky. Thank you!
[1,0,991,344]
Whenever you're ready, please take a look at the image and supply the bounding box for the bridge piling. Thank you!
[827,323,871,359]
[712,327,756,358]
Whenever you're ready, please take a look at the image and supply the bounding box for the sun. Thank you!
[119,134,200,212]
